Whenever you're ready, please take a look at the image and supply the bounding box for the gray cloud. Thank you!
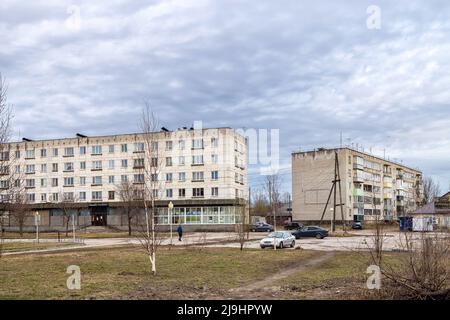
[1,0,450,192]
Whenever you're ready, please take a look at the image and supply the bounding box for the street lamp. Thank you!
[34,211,40,243]
[329,208,334,232]
[168,201,174,246]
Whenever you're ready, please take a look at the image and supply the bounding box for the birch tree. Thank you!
[136,103,165,276]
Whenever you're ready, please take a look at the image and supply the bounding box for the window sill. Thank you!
[191,164,204,166]
[63,155,74,158]
[63,185,74,188]
[192,180,204,182]
[91,169,103,171]
[91,184,103,187]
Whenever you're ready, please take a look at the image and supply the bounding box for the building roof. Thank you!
[292,147,421,173]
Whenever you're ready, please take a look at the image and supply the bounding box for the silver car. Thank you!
[260,231,296,249]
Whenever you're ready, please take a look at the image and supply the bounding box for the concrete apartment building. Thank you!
[292,148,423,223]
[0,127,248,231]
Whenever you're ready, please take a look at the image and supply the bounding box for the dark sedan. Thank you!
[284,222,304,230]
[352,222,363,230]
[291,226,329,239]
[251,223,274,232]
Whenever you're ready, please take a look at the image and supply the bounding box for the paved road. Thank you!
[2,231,447,255]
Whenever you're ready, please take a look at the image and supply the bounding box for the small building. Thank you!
[412,192,450,230]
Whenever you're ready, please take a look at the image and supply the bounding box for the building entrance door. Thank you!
[90,206,108,226]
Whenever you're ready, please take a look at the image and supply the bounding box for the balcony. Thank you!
[353,172,364,183]
[383,192,392,199]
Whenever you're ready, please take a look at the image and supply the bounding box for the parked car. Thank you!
[284,222,304,230]
[260,231,296,249]
[291,226,329,239]
[251,223,274,232]
[351,222,363,230]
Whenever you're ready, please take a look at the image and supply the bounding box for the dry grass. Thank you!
[0,246,319,299]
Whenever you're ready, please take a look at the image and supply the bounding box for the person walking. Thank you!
[177,223,183,241]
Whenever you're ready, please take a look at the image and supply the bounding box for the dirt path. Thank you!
[229,251,336,298]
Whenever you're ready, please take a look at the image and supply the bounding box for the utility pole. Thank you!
[319,152,346,232]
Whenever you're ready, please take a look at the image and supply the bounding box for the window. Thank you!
[80,161,86,170]
[108,145,115,153]
[108,191,115,200]
[40,193,47,202]
[52,148,58,157]
[121,159,128,168]
[151,142,158,151]
[151,174,158,182]
[211,154,218,164]
[179,188,186,197]
[134,174,144,184]
[134,142,145,152]
[40,179,47,187]
[25,149,35,159]
[92,176,102,185]
[51,178,58,187]
[80,177,86,186]
[26,193,35,202]
[166,141,173,151]
[166,157,172,166]
[211,171,219,180]
[92,145,102,155]
[40,149,47,158]
[178,172,186,182]
[121,144,128,153]
[134,158,144,168]
[52,193,59,202]
[80,146,86,155]
[52,163,58,172]
[178,156,185,165]
[26,164,35,174]
[192,139,203,149]
[0,151,9,161]
[15,150,20,159]
[192,171,204,181]
[178,140,185,150]
[151,157,158,167]
[108,160,115,169]
[108,176,115,184]
[92,191,102,201]
[92,161,102,170]
[166,189,173,198]
[41,164,47,173]
[121,175,128,182]
[211,137,218,147]
[64,177,74,186]
[25,179,35,188]
[79,192,86,201]
[64,162,74,172]
[0,180,9,189]
[152,189,159,198]
[192,155,203,165]
[15,165,20,173]
[166,173,173,182]
[192,188,204,197]
[64,147,74,157]
[211,187,219,197]
[63,192,74,201]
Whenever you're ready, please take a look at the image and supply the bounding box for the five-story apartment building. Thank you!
[292,148,423,223]
[0,127,248,231]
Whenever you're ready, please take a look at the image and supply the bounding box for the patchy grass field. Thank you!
[0,247,321,299]
[0,246,406,300]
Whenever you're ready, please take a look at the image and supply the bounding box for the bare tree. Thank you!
[0,73,13,246]
[235,199,248,251]
[367,229,449,299]
[251,188,270,220]
[9,190,32,237]
[264,174,282,229]
[59,191,79,237]
[136,103,165,276]
[421,176,441,205]
[116,180,140,236]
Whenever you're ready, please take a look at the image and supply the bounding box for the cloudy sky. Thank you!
[1,0,449,193]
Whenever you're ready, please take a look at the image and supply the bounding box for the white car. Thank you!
[260,231,296,249]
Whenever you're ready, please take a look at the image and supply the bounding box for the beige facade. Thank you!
[0,127,248,229]
[292,148,422,222]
